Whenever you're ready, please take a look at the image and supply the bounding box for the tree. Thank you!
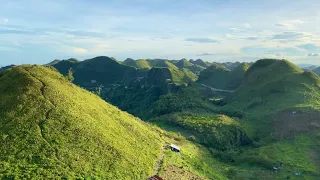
[67,68,74,82]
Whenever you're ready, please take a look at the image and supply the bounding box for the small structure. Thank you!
[295,172,301,176]
[147,175,163,180]
[273,167,279,172]
[169,144,181,152]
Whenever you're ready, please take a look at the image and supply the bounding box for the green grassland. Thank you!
[197,62,249,90]
[123,58,152,70]
[0,65,163,179]
[1,58,320,179]
[147,59,320,179]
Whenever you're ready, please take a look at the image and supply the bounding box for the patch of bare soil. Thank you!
[273,110,320,139]
[162,165,203,180]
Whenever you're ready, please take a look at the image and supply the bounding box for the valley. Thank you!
[1,57,319,179]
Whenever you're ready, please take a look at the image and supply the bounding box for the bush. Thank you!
[187,135,196,141]
[236,155,276,169]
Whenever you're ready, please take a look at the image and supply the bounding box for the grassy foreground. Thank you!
[0,65,163,179]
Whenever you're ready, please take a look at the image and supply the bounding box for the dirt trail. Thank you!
[153,143,166,176]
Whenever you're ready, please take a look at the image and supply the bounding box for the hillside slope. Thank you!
[175,59,206,75]
[226,59,320,137]
[105,67,198,118]
[0,65,162,179]
[50,56,147,90]
[123,58,152,70]
[313,66,320,76]
[197,63,249,91]
[0,65,15,72]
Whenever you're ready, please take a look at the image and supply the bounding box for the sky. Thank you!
[1,0,320,66]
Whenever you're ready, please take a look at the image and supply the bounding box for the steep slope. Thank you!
[175,59,194,68]
[197,63,250,91]
[105,67,198,117]
[197,64,231,89]
[147,59,179,69]
[313,66,320,76]
[47,58,79,75]
[218,62,241,71]
[146,67,197,85]
[0,65,162,179]
[226,59,320,137]
[175,59,206,75]
[190,59,210,68]
[50,56,147,89]
[123,58,152,70]
[219,60,320,179]
[226,62,250,89]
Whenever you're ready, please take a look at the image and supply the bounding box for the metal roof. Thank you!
[170,144,181,151]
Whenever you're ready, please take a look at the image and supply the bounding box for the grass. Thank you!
[123,58,152,70]
[147,59,179,69]
[224,60,320,138]
[154,128,229,180]
[51,56,146,89]
[0,65,163,179]
[151,112,252,150]
[5,59,319,179]
[197,63,249,90]
[150,59,320,179]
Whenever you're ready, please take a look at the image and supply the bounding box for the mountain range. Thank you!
[0,57,320,179]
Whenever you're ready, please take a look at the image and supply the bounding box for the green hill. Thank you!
[226,62,250,89]
[0,65,15,72]
[197,64,231,89]
[145,67,197,86]
[175,59,206,75]
[151,60,320,179]
[313,67,320,76]
[225,59,320,138]
[0,65,163,179]
[105,67,198,118]
[219,59,320,179]
[46,58,79,75]
[190,59,210,68]
[197,63,250,90]
[123,58,152,70]
[147,59,179,69]
[175,59,194,68]
[50,56,147,89]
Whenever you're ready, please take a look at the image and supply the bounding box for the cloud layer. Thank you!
[1,0,320,65]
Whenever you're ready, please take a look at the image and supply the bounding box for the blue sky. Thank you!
[1,0,320,66]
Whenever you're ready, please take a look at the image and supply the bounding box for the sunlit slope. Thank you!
[0,65,162,179]
[228,59,320,114]
[226,59,320,137]
[123,58,152,70]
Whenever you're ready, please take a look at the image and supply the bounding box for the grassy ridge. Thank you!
[197,63,249,90]
[226,60,320,137]
[123,58,152,70]
[0,65,162,179]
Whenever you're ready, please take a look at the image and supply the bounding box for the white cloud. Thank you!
[271,31,315,43]
[73,47,87,54]
[0,18,8,24]
[275,20,304,29]
[308,53,319,56]
[243,23,252,28]
[229,28,243,32]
